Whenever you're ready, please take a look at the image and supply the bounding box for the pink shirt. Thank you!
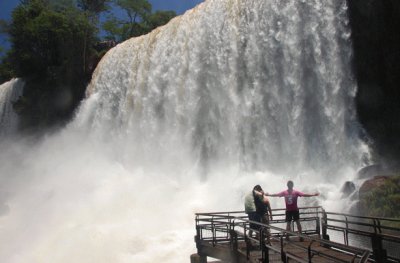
[277,189,305,211]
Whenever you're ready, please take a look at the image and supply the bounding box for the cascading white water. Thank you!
[84,0,365,177]
[0,0,369,262]
[0,78,24,136]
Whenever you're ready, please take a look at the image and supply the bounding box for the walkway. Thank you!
[192,207,400,263]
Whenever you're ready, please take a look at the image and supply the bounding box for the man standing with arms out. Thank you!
[267,180,319,241]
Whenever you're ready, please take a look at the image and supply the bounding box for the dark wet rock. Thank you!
[341,181,356,199]
[347,200,362,216]
[348,0,400,164]
[357,164,384,179]
[349,191,359,201]
[357,175,400,217]
[359,175,390,198]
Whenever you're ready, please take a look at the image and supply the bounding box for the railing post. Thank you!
[211,217,216,247]
[344,216,349,246]
[194,225,207,263]
[371,233,387,263]
[245,223,251,260]
[230,230,239,263]
[321,209,330,240]
[280,234,287,263]
[260,228,269,263]
[190,254,207,263]
[195,225,201,248]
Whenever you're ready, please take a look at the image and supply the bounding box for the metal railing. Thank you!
[322,210,400,263]
[195,207,378,263]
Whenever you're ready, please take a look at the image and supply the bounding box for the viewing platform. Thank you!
[192,207,400,263]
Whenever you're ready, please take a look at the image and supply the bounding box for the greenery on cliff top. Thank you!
[0,0,176,131]
[359,175,400,219]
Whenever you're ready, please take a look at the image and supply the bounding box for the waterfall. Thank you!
[0,78,24,136]
[84,0,365,176]
[0,1,368,262]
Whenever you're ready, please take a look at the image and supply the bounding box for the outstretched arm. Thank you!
[302,192,319,197]
[265,193,280,197]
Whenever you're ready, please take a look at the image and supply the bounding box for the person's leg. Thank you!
[294,211,303,241]
[255,213,262,239]
[248,212,256,238]
[295,220,302,233]
[263,214,271,244]
[296,220,304,241]
[285,211,291,240]
[285,222,291,240]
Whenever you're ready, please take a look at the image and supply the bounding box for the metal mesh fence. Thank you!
[199,224,230,241]
[383,239,400,260]
[195,209,400,262]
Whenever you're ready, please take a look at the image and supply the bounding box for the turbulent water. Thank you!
[0,79,24,136]
[0,0,369,262]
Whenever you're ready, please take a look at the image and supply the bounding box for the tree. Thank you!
[0,55,14,84]
[145,10,176,31]
[9,0,93,78]
[102,0,176,41]
[102,14,122,41]
[115,0,152,38]
[0,19,9,35]
[77,0,110,13]
[0,19,13,82]
[359,175,400,221]
[76,0,110,74]
[0,0,177,130]
[6,0,98,128]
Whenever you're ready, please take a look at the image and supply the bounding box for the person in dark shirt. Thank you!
[254,188,273,243]
[244,185,264,238]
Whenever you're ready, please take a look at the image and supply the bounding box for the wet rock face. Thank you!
[348,0,400,165]
[357,164,384,180]
[359,175,390,197]
[354,176,389,215]
[357,175,400,217]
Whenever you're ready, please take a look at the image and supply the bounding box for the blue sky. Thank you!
[0,0,204,52]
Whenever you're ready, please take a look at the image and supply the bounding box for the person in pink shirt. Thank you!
[267,180,319,240]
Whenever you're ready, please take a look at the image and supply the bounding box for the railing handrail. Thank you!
[197,213,368,255]
[195,207,400,262]
[195,206,323,216]
[325,211,400,223]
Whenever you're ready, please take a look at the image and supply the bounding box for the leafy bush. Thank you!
[0,0,177,130]
[359,175,400,219]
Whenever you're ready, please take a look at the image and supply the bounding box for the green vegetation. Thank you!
[102,1,175,42]
[0,0,176,131]
[4,0,99,129]
[359,175,400,219]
